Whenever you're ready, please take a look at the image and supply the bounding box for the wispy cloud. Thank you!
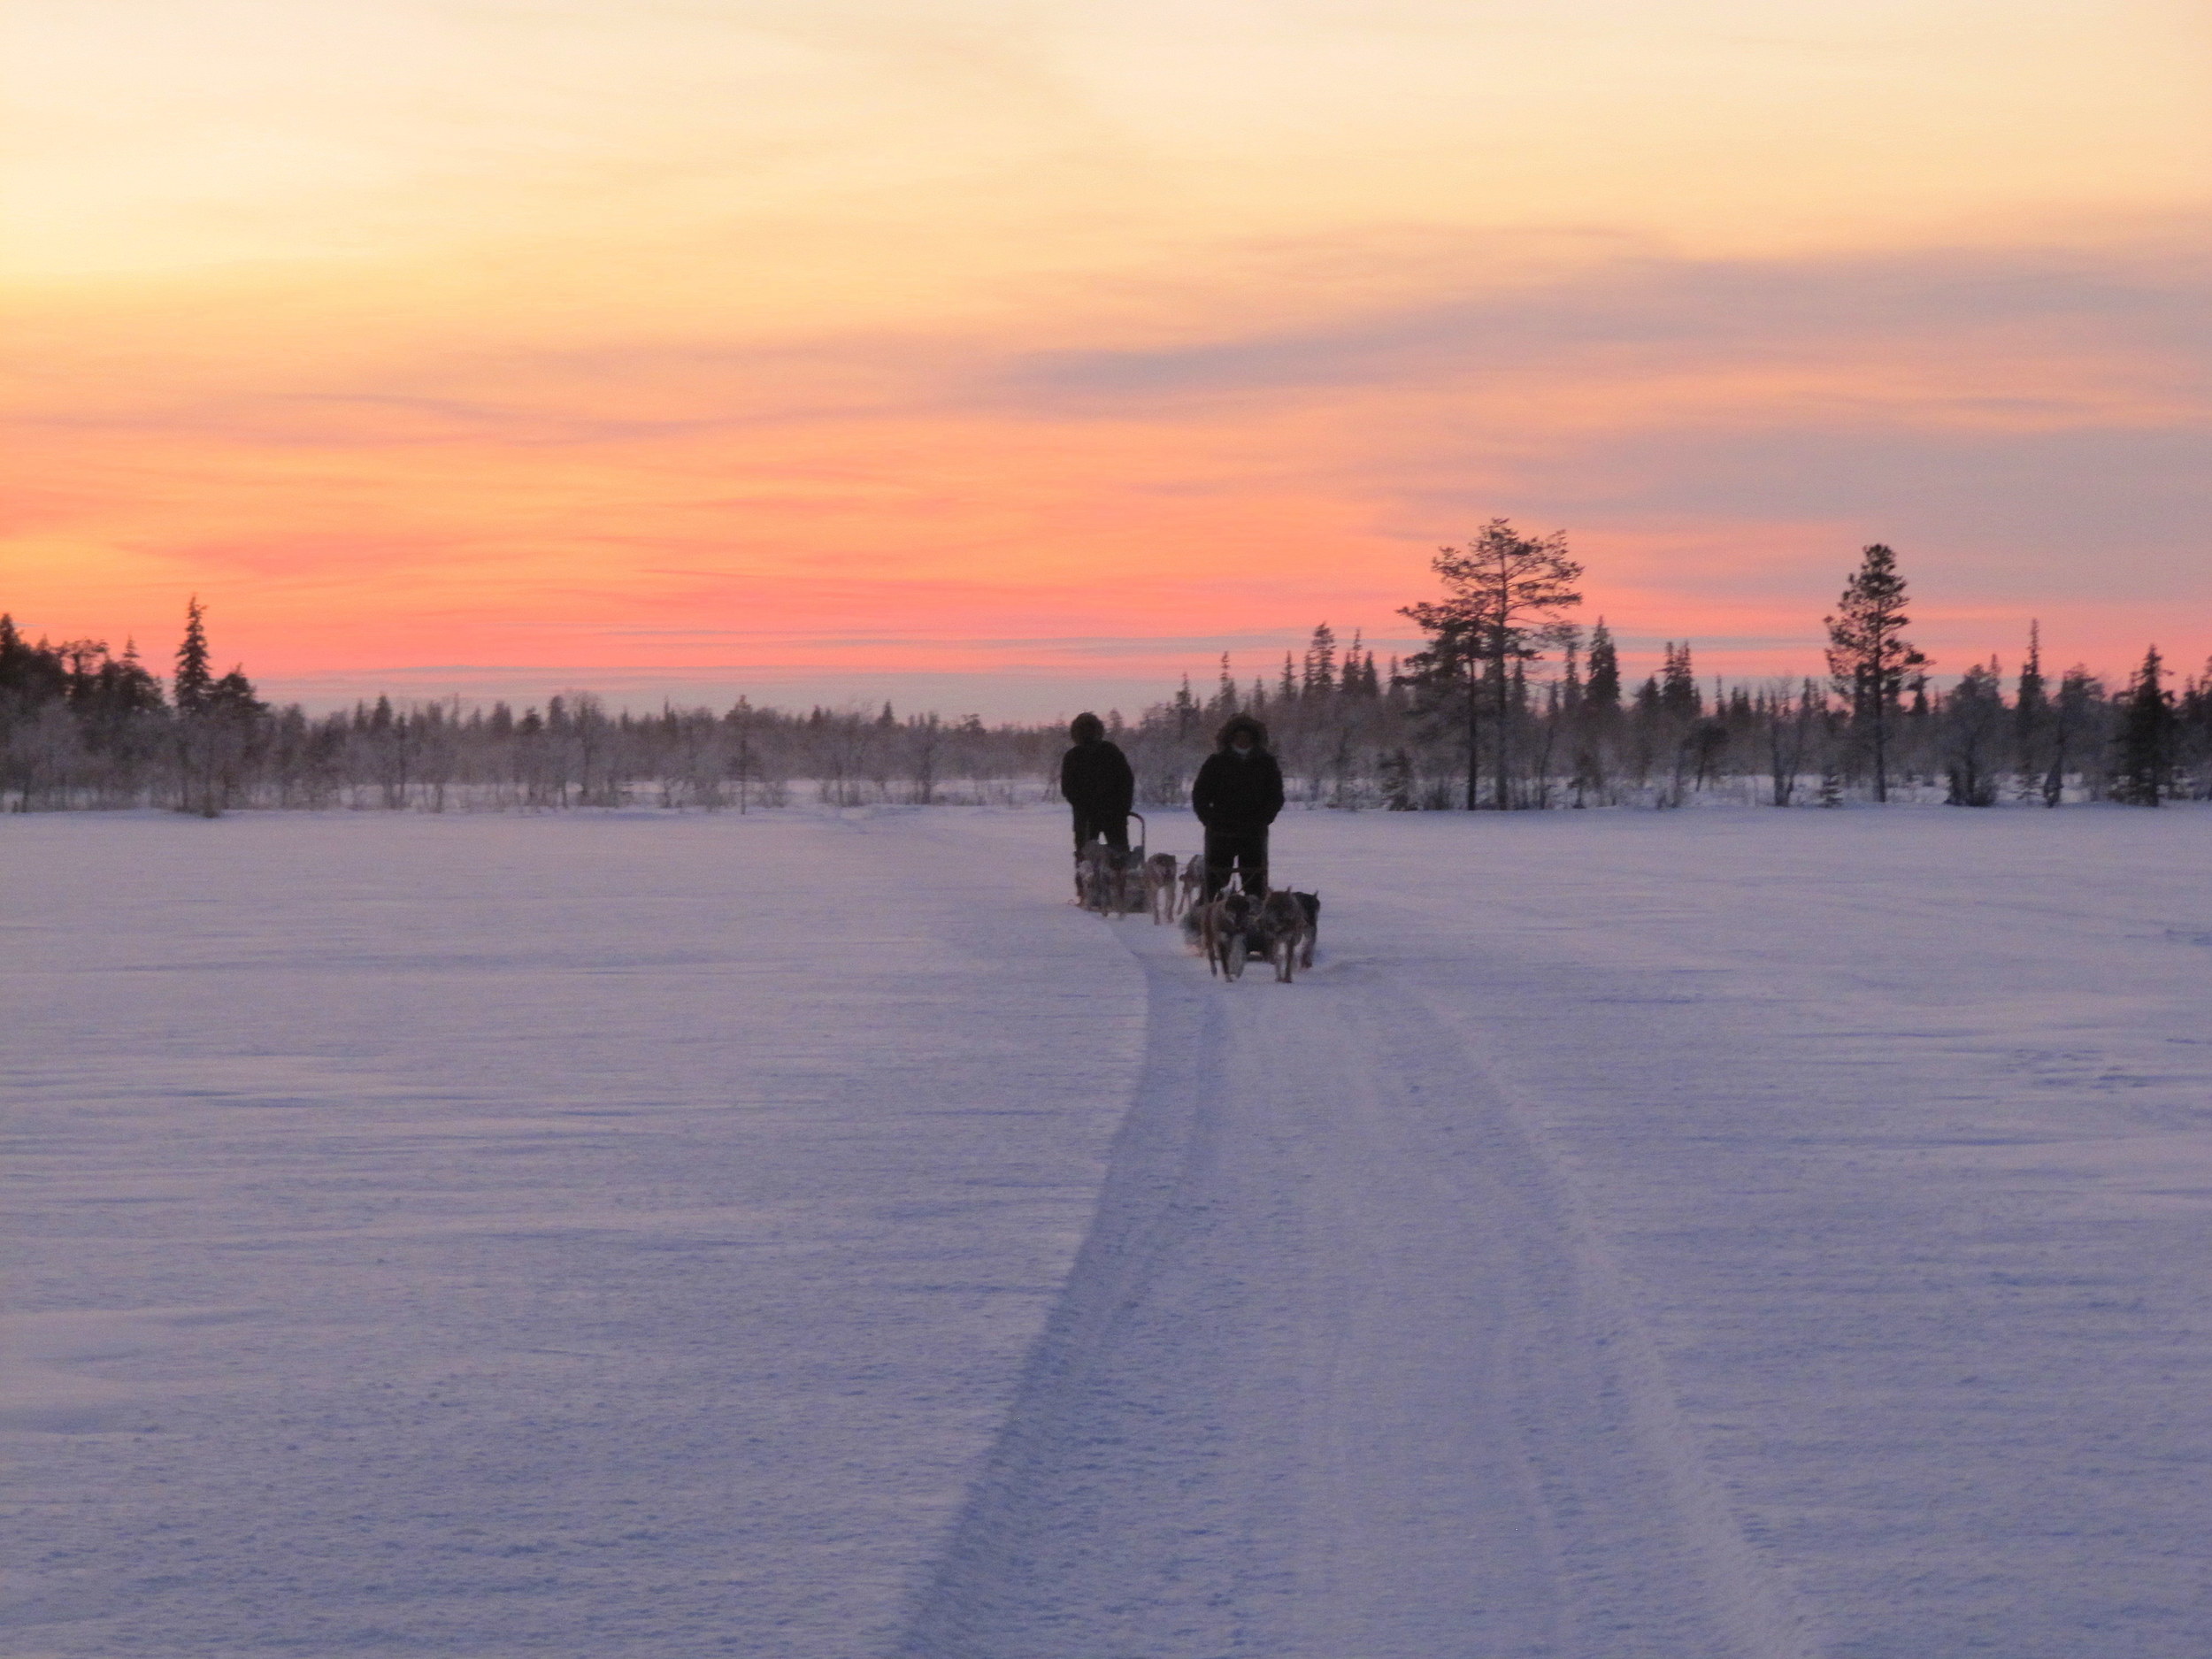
[984,238,2211,415]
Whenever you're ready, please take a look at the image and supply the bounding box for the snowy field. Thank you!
[5,804,2209,1658]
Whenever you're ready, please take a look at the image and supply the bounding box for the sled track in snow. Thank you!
[895,915,1816,1659]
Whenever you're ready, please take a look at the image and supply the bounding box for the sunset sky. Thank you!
[6,0,2208,718]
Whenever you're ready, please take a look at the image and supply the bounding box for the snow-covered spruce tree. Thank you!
[1400,519,1583,810]
[1568,619,1622,804]
[1941,658,2006,807]
[1824,543,1927,804]
[82,641,168,804]
[2043,666,2107,805]
[2181,658,2212,800]
[0,619,72,808]
[2110,647,2177,806]
[1764,679,1823,807]
[202,668,266,812]
[1395,606,1481,808]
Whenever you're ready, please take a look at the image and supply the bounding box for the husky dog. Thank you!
[1076,841,1128,913]
[1254,890,1308,982]
[1202,890,1255,979]
[1292,890,1319,969]
[1118,859,1148,917]
[1178,854,1205,916]
[1143,852,1181,923]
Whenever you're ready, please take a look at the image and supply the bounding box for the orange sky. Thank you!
[5,0,2208,718]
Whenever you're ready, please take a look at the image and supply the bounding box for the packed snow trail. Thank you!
[900,882,1812,1659]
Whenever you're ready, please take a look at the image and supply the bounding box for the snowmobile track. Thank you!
[896,912,1816,1659]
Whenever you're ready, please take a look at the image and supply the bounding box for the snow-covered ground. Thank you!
[6,804,2208,1657]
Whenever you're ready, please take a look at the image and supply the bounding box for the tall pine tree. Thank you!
[1824,544,1927,803]
[2112,646,2175,805]
[1584,618,1621,712]
[1302,624,1337,697]
[1659,642,1701,717]
[1400,518,1582,809]
[2012,620,2047,795]
[173,596,213,715]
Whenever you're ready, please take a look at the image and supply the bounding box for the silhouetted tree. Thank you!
[2044,666,2104,806]
[2111,646,2176,805]
[173,596,213,715]
[1942,658,2005,806]
[1659,643,1701,718]
[1584,619,1621,713]
[1824,543,1927,803]
[1400,519,1583,809]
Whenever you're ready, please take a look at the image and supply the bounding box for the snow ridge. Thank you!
[1426,995,1821,1659]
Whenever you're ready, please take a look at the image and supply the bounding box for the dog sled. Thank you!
[1075,812,1146,916]
[1076,812,1187,924]
[1075,815,1317,974]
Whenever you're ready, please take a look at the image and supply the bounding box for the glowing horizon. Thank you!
[5,0,2207,719]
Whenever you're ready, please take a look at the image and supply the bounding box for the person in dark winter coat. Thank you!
[1190,713,1284,900]
[1060,712,1135,864]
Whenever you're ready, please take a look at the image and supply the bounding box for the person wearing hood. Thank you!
[1060,712,1135,875]
[1190,714,1285,900]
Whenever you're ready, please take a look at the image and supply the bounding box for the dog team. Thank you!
[1061,711,1319,983]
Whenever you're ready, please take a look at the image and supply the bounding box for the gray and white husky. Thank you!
[1141,853,1179,923]
[1292,890,1319,969]
[1177,854,1205,917]
[1254,890,1309,983]
[1202,890,1255,979]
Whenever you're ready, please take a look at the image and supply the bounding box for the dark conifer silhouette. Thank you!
[2112,647,2176,805]
[1824,544,1927,803]
[1400,518,1583,809]
[1585,619,1621,712]
[1659,643,1701,718]
[174,596,213,715]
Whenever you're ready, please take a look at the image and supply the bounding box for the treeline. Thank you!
[1212,528,2212,812]
[0,606,1062,813]
[1105,623,2211,813]
[4,540,2208,814]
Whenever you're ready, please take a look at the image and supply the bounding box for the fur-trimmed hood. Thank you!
[1215,713,1269,751]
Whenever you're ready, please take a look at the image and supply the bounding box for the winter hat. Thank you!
[1069,712,1106,742]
